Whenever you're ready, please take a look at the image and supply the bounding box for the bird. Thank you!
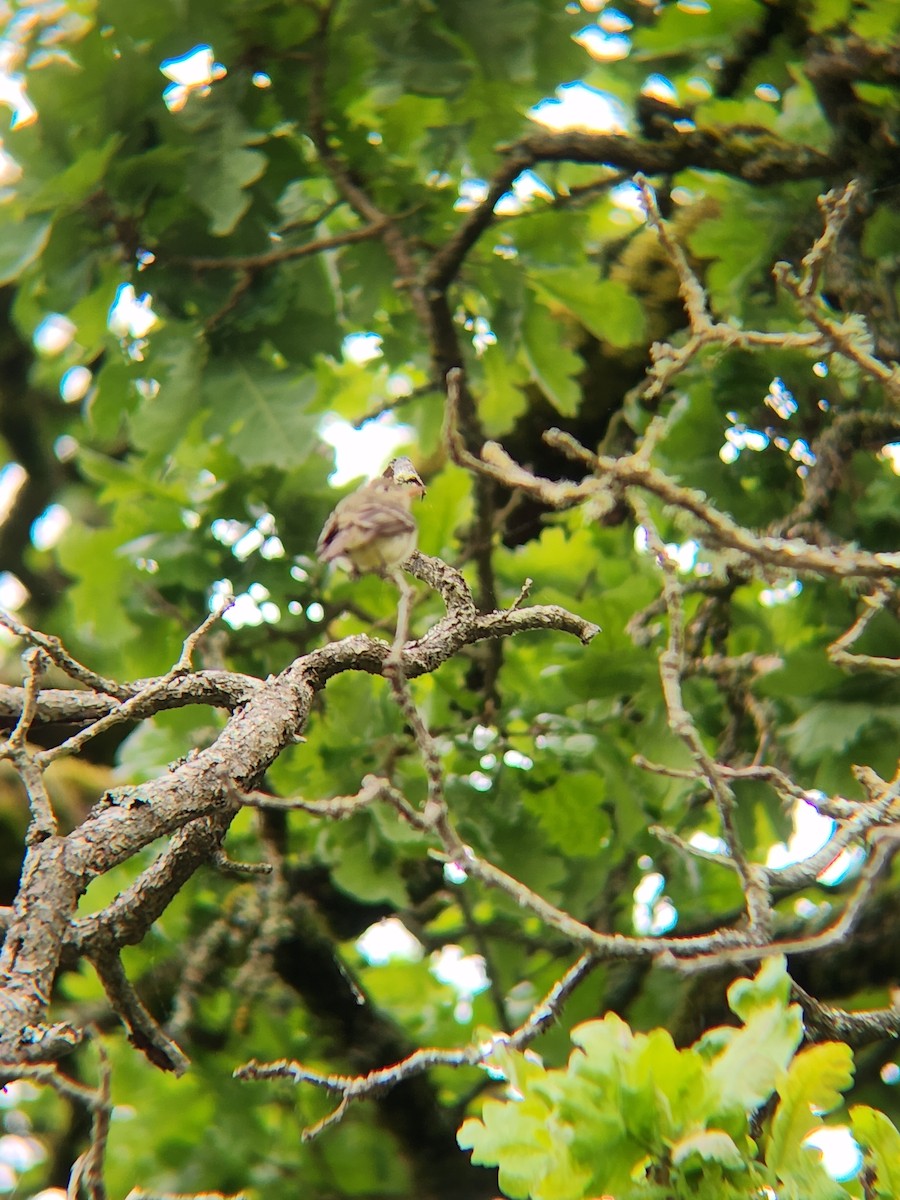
[315,456,426,578]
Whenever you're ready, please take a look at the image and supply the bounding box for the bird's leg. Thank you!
[385,571,414,670]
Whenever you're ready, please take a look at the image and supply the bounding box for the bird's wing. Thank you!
[316,496,415,562]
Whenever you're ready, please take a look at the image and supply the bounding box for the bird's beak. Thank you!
[402,470,426,499]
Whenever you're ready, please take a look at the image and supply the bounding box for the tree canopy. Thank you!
[1,0,900,1197]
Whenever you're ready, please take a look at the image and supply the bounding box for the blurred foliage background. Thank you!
[1,0,900,1196]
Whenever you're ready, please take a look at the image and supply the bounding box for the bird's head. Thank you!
[383,456,426,500]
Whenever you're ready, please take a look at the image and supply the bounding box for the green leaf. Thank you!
[685,180,807,313]
[54,524,140,651]
[808,0,855,33]
[522,770,609,857]
[670,1129,745,1170]
[194,143,267,235]
[459,1018,663,1199]
[203,362,320,469]
[727,955,792,1020]
[487,1040,552,1098]
[326,825,410,906]
[520,298,581,416]
[180,104,267,236]
[129,323,208,462]
[0,215,52,285]
[708,1000,803,1114]
[416,461,473,561]
[569,1017,689,1161]
[477,344,529,437]
[66,260,128,353]
[89,356,140,441]
[768,1043,854,1197]
[782,702,885,763]
[458,1086,583,1200]
[26,136,122,212]
[849,1106,900,1196]
[635,0,760,48]
[448,0,541,85]
[368,9,473,97]
[852,1,900,41]
[528,267,646,349]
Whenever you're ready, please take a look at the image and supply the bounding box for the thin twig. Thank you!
[6,647,48,751]
[0,1063,105,1108]
[90,949,189,1075]
[510,579,533,611]
[1,647,56,840]
[636,173,711,328]
[632,175,900,404]
[210,850,273,876]
[828,587,899,674]
[448,407,900,581]
[81,1040,112,1200]
[228,832,290,1029]
[177,222,387,271]
[36,600,233,768]
[670,822,900,973]
[382,663,446,827]
[633,498,770,936]
[0,609,130,698]
[798,181,860,298]
[229,773,429,830]
[235,950,603,1135]
[774,262,900,399]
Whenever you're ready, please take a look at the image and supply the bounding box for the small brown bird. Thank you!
[316,456,426,577]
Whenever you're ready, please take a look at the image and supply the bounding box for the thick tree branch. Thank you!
[0,670,259,730]
[427,126,836,295]
[0,560,598,1063]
